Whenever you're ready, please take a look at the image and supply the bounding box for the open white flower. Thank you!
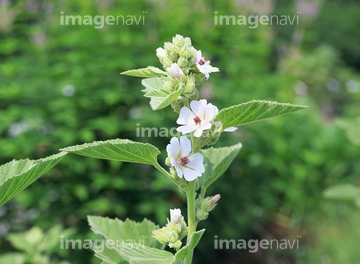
[170,209,182,225]
[177,99,218,137]
[167,63,185,79]
[194,49,219,79]
[166,136,205,181]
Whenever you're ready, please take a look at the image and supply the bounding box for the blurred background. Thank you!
[1,0,360,263]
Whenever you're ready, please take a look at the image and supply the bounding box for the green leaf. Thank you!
[175,229,205,261]
[0,253,26,264]
[0,152,67,206]
[144,88,183,111]
[61,139,160,166]
[121,67,167,78]
[88,216,165,264]
[141,77,167,93]
[115,244,174,264]
[199,143,242,188]
[323,184,360,201]
[215,100,307,129]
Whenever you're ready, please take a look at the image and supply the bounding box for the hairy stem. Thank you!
[184,180,196,264]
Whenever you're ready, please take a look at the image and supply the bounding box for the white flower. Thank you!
[166,136,205,181]
[156,47,166,60]
[177,99,218,137]
[167,63,185,79]
[194,49,219,79]
[170,209,182,225]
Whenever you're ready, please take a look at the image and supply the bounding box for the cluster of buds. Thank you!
[196,194,221,221]
[152,209,188,250]
[156,34,219,111]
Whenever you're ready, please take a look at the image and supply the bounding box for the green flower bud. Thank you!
[152,227,168,244]
[196,208,209,221]
[173,34,185,47]
[171,96,186,112]
[195,73,206,86]
[178,217,188,240]
[177,57,189,68]
[167,230,179,243]
[168,240,182,250]
[165,157,171,167]
[182,75,196,98]
[180,46,193,60]
[184,37,192,47]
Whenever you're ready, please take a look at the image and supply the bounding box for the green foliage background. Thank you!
[1,0,360,263]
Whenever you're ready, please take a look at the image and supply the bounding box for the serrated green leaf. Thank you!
[175,229,205,261]
[144,88,183,111]
[115,244,174,264]
[121,67,167,78]
[61,139,160,165]
[0,152,67,206]
[215,100,307,129]
[199,143,242,188]
[323,184,360,201]
[88,216,164,264]
[141,77,168,93]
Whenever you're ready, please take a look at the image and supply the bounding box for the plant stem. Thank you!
[153,162,179,187]
[184,180,196,264]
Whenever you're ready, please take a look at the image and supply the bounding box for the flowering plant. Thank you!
[0,34,306,263]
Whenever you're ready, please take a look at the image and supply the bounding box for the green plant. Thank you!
[0,34,306,263]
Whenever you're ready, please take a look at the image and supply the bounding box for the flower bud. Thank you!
[152,227,168,244]
[184,37,192,47]
[196,208,209,221]
[171,96,186,112]
[168,240,182,250]
[165,157,171,167]
[211,194,221,205]
[177,57,189,68]
[195,73,206,86]
[173,34,185,47]
[167,230,179,243]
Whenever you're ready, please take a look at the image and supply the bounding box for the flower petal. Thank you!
[177,125,196,134]
[177,107,195,125]
[182,167,202,181]
[187,153,205,173]
[179,136,192,157]
[166,137,180,158]
[190,99,207,118]
[224,127,238,132]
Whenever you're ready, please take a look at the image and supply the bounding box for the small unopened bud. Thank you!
[165,157,171,167]
[196,208,209,221]
[173,34,185,47]
[168,230,179,243]
[168,240,182,250]
[211,194,221,205]
[152,227,168,244]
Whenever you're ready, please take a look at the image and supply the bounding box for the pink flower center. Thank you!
[193,116,201,125]
[180,157,189,165]
[198,58,205,66]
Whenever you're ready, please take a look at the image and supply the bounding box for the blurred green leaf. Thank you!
[323,184,360,201]
[0,152,67,206]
